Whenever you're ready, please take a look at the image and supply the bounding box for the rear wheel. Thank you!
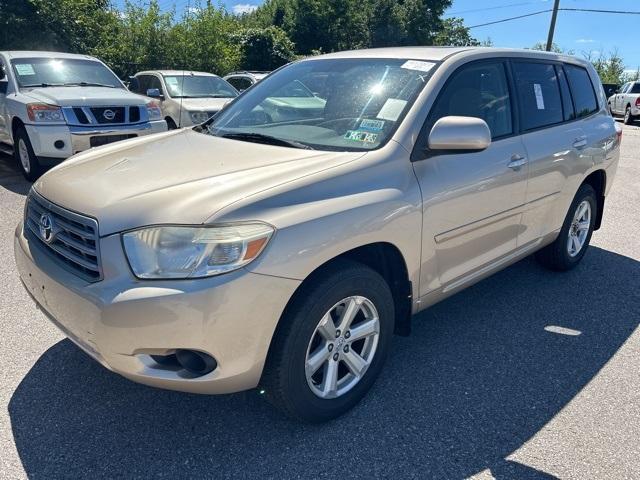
[261,260,394,422]
[14,127,43,182]
[536,184,597,271]
[624,105,634,125]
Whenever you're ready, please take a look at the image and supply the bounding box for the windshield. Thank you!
[200,58,437,151]
[164,75,238,98]
[11,57,123,88]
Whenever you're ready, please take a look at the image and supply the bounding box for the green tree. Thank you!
[235,26,296,70]
[434,18,480,46]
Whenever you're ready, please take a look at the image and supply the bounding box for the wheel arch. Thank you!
[11,116,25,141]
[582,169,606,230]
[276,242,413,339]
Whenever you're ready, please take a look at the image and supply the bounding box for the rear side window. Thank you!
[428,61,512,138]
[564,64,598,118]
[512,62,563,130]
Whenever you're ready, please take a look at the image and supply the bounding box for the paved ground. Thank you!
[0,124,639,479]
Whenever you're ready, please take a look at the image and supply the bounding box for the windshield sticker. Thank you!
[401,60,436,73]
[15,64,35,76]
[344,130,378,143]
[377,98,407,121]
[534,83,545,110]
[359,119,385,131]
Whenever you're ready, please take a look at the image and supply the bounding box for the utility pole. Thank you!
[546,0,561,51]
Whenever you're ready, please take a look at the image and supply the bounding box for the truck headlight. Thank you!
[27,104,65,123]
[189,111,212,124]
[146,101,162,120]
[122,223,274,279]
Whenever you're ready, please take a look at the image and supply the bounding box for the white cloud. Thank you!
[575,38,595,44]
[233,3,258,14]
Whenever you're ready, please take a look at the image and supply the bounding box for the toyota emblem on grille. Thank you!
[38,213,56,243]
[103,109,116,121]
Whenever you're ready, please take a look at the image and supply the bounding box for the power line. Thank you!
[445,1,545,17]
[468,9,551,28]
[468,7,640,29]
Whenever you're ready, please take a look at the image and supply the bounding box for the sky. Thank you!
[116,0,640,72]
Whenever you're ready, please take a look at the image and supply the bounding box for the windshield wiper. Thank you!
[63,82,117,88]
[22,83,64,88]
[221,132,314,150]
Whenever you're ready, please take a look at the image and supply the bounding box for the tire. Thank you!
[14,127,43,182]
[165,117,178,130]
[261,259,395,423]
[536,183,597,271]
[624,105,634,125]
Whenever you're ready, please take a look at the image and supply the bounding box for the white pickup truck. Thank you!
[608,80,640,125]
[0,51,167,180]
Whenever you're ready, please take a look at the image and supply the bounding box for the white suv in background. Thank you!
[223,71,270,91]
[130,71,238,129]
[0,51,167,181]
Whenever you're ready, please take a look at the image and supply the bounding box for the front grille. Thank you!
[24,191,102,282]
[90,106,125,124]
[129,106,141,123]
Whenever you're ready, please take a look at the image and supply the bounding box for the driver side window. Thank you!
[428,61,513,139]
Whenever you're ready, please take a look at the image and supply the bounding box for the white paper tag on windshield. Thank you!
[534,83,545,110]
[401,60,436,73]
[15,64,35,76]
[377,98,407,121]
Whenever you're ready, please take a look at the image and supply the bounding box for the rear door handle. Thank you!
[507,154,527,170]
[573,136,588,149]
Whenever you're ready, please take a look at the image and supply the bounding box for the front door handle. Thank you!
[507,154,527,170]
[573,136,588,149]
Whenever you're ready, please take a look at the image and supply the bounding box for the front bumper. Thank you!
[14,223,300,394]
[25,120,167,160]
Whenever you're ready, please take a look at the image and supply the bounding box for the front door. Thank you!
[412,60,528,295]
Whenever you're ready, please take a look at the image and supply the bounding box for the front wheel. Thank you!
[536,183,597,271]
[261,260,394,422]
[14,127,43,182]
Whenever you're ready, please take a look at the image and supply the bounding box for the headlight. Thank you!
[27,104,65,123]
[146,101,162,120]
[122,223,274,279]
[189,111,212,124]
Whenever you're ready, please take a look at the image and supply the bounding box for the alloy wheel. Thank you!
[567,200,591,257]
[305,295,380,399]
[18,139,30,173]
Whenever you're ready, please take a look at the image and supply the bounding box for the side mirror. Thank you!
[428,116,491,152]
[146,88,162,99]
[128,76,139,92]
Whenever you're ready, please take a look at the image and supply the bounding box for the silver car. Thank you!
[14,47,620,422]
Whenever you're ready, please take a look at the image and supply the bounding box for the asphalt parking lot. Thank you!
[0,124,639,479]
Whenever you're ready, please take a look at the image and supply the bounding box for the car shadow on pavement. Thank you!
[0,153,29,195]
[8,247,640,479]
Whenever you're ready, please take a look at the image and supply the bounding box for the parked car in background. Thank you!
[608,80,640,124]
[602,83,618,100]
[15,47,620,422]
[130,71,238,128]
[223,71,270,91]
[0,51,167,181]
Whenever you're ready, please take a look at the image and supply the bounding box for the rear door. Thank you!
[412,60,528,292]
[516,60,602,245]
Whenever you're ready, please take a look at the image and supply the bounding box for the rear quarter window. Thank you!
[564,64,598,118]
[630,83,640,94]
[512,61,564,130]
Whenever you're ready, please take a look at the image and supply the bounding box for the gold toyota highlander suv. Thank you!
[15,47,620,422]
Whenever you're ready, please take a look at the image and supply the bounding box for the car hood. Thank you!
[179,97,234,111]
[33,129,363,236]
[23,86,148,107]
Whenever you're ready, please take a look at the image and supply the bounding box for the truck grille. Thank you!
[66,106,144,125]
[24,191,102,282]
